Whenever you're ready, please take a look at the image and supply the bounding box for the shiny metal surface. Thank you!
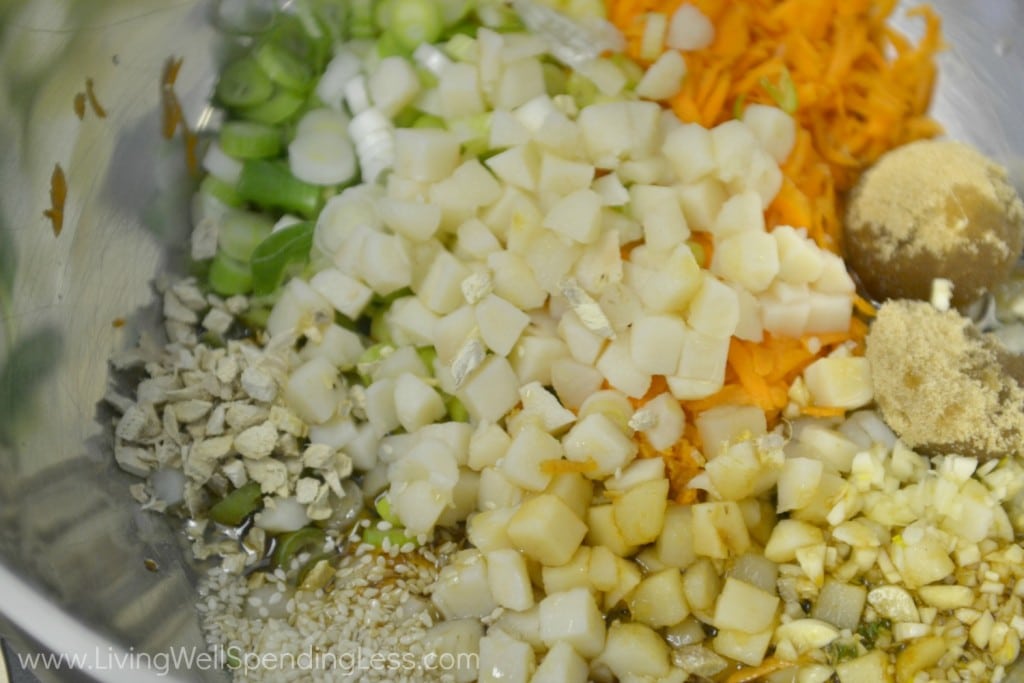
[0,1,1022,681]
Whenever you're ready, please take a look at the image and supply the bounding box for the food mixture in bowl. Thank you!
[104,0,1024,681]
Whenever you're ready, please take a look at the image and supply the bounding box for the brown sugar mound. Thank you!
[865,300,1024,460]
[845,140,1024,309]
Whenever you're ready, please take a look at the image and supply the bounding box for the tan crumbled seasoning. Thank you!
[848,139,1017,261]
[866,299,1024,458]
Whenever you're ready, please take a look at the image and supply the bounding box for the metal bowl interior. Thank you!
[0,0,1022,680]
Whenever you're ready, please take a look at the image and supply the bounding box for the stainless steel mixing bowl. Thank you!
[0,0,1022,680]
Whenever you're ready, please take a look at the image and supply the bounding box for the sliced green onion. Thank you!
[445,394,469,422]
[567,70,600,108]
[444,33,477,61]
[236,88,307,125]
[216,58,274,108]
[268,12,330,68]
[375,0,395,30]
[374,493,402,526]
[218,211,275,261]
[237,160,322,218]
[255,41,314,91]
[376,30,410,58]
[349,0,378,38]
[686,239,706,267]
[209,251,254,295]
[362,526,417,548]
[760,66,798,114]
[733,93,748,120]
[392,106,422,128]
[369,310,393,345]
[416,345,437,372]
[219,121,283,160]
[412,113,445,128]
[610,53,644,88]
[208,482,263,526]
[273,526,327,568]
[436,0,474,27]
[309,0,348,41]
[542,62,569,96]
[250,221,315,295]
[389,0,444,51]
[199,175,244,208]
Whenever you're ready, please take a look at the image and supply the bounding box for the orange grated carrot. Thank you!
[801,405,847,418]
[540,459,597,475]
[611,0,943,251]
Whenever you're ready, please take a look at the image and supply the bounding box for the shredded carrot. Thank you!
[725,657,801,683]
[43,163,67,237]
[85,77,107,118]
[73,93,86,120]
[160,56,199,176]
[610,0,943,252]
[801,405,847,418]
[540,458,598,475]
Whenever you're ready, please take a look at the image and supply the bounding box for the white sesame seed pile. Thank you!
[198,540,459,683]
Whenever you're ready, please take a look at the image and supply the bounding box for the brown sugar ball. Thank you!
[845,139,1024,309]
[865,299,1024,460]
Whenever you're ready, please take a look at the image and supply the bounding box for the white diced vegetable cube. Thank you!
[578,102,633,167]
[532,641,588,683]
[419,250,472,315]
[543,188,604,244]
[507,494,587,566]
[393,373,446,432]
[468,421,512,471]
[485,144,541,191]
[669,331,730,399]
[439,61,485,118]
[714,577,779,633]
[488,251,547,310]
[711,120,757,184]
[551,358,605,410]
[637,246,703,314]
[630,568,690,628]
[509,334,569,386]
[377,197,442,242]
[539,587,607,658]
[478,467,524,511]
[369,56,420,116]
[677,177,727,232]
[630,184,690,251]
[393,129,461,182]
[422,620,482,683]
[759,280,810,338]
[476,294,531,357]
[500,424,561,491]
[541,546,592,595]
[518,381,576,433]
[540,153,595,197]
[477,630,535,683]
[742,104,796,163]
[597,622,671,679]
[712,627,773,667]
[691,501,751,558]
[663,123,716,184]
[577,58,628,97]
[434,305,476,364]
[695,405,766,457]
[773,225,824,284]
[712,230,780,293]
[635,49,687,101]
[803,357,873,409]
[666,4,714,51]
[630,314,688,376]
[712,190,764,237]
[592,173,631,207]
[657,504,697,569]
[457,355,521,423]
[301,323,363,369]
[433,549,499,619]
[285,357,339,425]
[596,334,653,399]
[467,507,517,552]
[814,251,856,294]
[495,57,546,110]
[544,472,594,522]
[562,413,639,479]
[357,230,412,296]
[775,457,823,514]
[557,310,607,365]
[486,548,534,610]
[805,292,853,334]
[637,392,686,450]
[613,478,670,546]
[490,109,531,148]
[386,296,440,347]
[309,267,373,320]
[687,274,739,337]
